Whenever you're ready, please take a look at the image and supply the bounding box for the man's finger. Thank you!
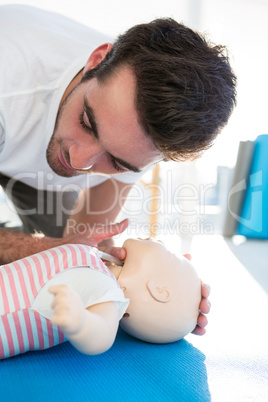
[191,326,206,336]
[98,245,127,260]
[199,298,211,314]
[89,219,129,243]
[201,282,211,298]
[197,313,208,328]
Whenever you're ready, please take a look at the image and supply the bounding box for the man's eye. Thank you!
[79,111,92,132]
[110,156,127,172]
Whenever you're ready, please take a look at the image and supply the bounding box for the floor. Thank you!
[182,234,268,401]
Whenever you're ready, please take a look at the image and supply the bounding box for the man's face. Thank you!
[47,66,162,177]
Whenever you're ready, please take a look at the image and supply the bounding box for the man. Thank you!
[0,5,236,334]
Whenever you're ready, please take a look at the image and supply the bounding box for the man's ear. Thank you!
[83,43,113,74]
[146,280,172,303]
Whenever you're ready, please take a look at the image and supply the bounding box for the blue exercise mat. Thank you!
[0,328,210,402]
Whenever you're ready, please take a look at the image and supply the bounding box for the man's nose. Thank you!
[68,142,104,170]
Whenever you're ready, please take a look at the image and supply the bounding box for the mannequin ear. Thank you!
[146,280,172,303]
[83,43,113,74]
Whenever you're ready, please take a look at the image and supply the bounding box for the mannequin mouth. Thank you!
[117,265,124,280]
[97,250,124,267]
[105,262,124,280]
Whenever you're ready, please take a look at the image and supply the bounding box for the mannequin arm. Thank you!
[49,285,119,355]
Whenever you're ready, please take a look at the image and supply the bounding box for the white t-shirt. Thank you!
[31,267,129,321]
[0,5,148,191]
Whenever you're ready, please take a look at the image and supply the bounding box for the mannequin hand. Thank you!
[183,253,211,336]
[49,285,86,335]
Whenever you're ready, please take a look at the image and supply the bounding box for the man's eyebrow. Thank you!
[112,157,141,173]
[84,96,141,174]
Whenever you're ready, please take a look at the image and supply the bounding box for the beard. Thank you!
[46,110,75,178]
[46,136,73,178]
[46,80,81,177]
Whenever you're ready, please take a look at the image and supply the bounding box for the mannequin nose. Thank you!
[68,143,103,170]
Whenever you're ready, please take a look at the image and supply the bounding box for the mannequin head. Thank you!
[111,238,201,344]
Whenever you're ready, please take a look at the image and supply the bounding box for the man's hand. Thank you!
[49,285,86,335]
[192,282,211,335]
[98,244,127,262]
[65,219,129,250]
[65,218,129,263]
[183,253,211,336]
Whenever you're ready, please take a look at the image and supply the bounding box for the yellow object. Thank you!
[140,164,161,238]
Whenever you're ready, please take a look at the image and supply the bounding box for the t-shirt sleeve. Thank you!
[32,267,129,321]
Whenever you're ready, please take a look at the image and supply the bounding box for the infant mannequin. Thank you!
[0,238,201,359]
[111,238,201,343]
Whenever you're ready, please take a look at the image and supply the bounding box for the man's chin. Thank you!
[48,162,79,178]
[55,170,76,178]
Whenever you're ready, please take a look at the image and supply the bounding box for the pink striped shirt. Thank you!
[0,244,117,359]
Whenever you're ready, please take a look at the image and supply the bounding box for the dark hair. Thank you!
[82,18,237,161]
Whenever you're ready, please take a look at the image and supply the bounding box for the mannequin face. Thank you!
[110,238,201,343]
[117,238,180,297]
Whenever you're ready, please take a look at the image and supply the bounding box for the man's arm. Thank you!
[0,229,65,264]
[0,219,128,264]
[0,178,131,264]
